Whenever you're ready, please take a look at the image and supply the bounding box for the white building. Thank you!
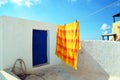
[0,16,60,72]
[0,16,120,80]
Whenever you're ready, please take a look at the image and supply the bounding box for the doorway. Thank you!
[32,29,47,66]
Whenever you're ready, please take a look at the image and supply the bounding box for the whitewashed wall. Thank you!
[1,16,120,80]
[0,16,60,72]
[80,40,120,77]
[0,18,3,70]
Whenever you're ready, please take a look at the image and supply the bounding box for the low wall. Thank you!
[79,40,120,78]
[1,40,120,80]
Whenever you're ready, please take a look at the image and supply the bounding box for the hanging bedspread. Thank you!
[56,21,81,70]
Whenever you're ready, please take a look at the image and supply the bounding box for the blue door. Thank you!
[32,29,47,66]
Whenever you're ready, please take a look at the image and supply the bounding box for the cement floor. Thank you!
[24,64,109,80]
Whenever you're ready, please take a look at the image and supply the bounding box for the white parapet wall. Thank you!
[80,40,120,79]
[0,70,20,80]
[0,18,3,70]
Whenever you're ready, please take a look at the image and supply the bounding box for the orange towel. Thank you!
[56,21,81,70]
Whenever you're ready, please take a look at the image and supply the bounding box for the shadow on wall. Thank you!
[78,46,109,80]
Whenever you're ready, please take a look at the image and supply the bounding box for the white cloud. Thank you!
[10,0,42,7]
[25,1,32,7]
[102,31,109,34]
[101,23,111,35]
[0,0,8,7]
[10,0,23,6]
[101,23,110,31]
[0,0,42,7]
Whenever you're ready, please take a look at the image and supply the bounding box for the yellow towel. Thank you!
[56,21,81,70]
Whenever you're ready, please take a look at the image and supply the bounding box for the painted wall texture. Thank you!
[0,16,61,72]
[0,70,20,80]
[80,40,120,78]
[112,21,120,40]
[0,18,3,70]
[0,16,120,80]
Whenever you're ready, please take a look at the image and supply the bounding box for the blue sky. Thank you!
[0,0,120,40]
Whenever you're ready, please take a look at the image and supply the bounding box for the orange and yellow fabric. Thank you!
[56,21,81,70]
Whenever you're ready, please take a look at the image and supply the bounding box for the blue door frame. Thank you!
[32,29,47,66]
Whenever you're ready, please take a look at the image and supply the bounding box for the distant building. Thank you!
[102,13,120,41]
[112,13,120,41]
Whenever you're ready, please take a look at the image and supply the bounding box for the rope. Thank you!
[81,0,120,21]
[12,58,27,75]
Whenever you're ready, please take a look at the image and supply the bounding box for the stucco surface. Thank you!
[81,40,120,78]
[0,16,61,72]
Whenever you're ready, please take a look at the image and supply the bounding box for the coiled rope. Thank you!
[12,58,27,75]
